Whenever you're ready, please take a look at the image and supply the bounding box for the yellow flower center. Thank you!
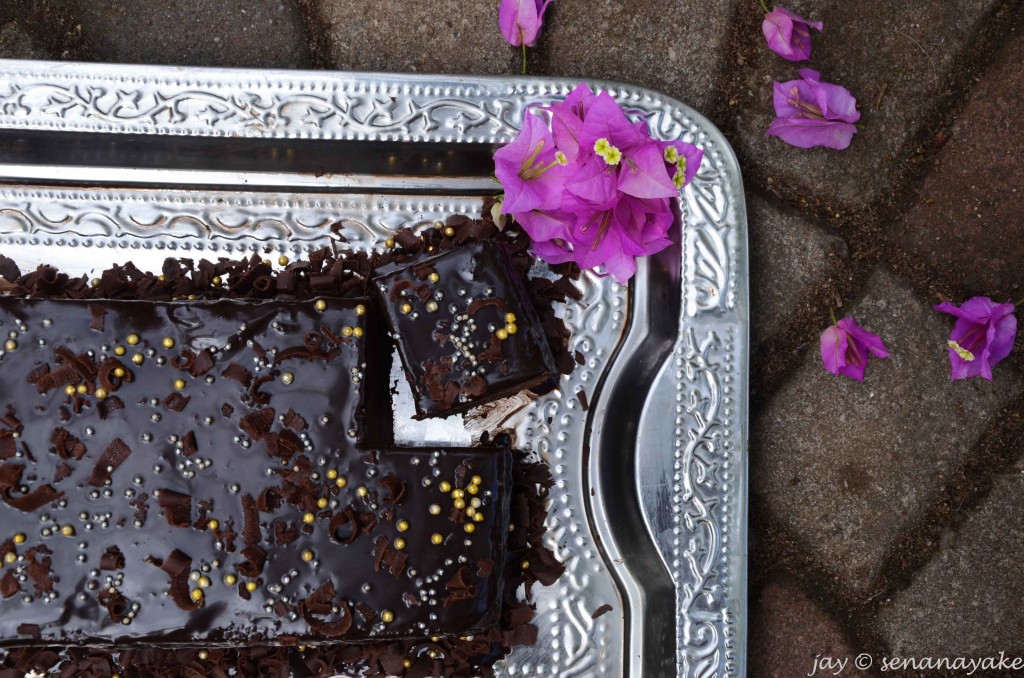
[555,151,568,166]
[663,146,679,164]
[948,340,975,362]
[672,168,686,189]
[594,138,622,166]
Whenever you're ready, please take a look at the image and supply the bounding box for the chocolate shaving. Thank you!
[97,395,124,419]
[0,570,19,598]
[282,410,307,433]
[16,623,40,639]
[87,438,132,487]
[88,304,106,331]
[273,520,299,545]
[157,489,192,528]
[237,544,267,578]
[27,363,50,385]
[221,362,252,387]
[54,463,73,483]
[163,392,191,412]
[298,581,352,638]
[181,430,197,457]
[221,403,234,418]
[100,546,125,571]
[25,546,55,596]
[50,427,87,461]
[591,604,613,619]
[239,408,275,441]
[149,549,201,611]
[241,494,261,546]
[379,475,406,505]
[328,507,360,545]
[97,588,132,623]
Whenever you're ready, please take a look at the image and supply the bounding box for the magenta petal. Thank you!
[498,0,551,47]
[679,142,704,185]
[495,113,567,214]
[579,92,645,154]
[617,142,677,199]
[765,117,857,150]
[530,237,576,265]
[564,155,619,208]
[936,296,1017,381]
[547,83,595,163]
[762,6,821,62]
[839,317,889,359]
[514,208,572,242]
[820,325,847,377]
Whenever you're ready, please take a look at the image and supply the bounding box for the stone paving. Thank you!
[2,0,1023,676]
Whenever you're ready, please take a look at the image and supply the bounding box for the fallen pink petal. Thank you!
[762,5,822,61]
[766,69,860,150]
[498,0,553,47]
[934,297,1018,380]
[820,316,888,381]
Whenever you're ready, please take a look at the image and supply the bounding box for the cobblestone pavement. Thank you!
[2,1,1023,675]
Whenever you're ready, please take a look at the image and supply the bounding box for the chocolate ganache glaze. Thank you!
[373,241,557,419]
[0,298,510,647]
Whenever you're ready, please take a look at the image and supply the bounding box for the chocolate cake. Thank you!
[373,241,557,419]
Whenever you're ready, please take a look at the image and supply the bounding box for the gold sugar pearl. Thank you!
[473,513,484,522]
[443,227,456,237]
[3,340,17,351]
[451,489,464,499]
[504,313,517,324]
[212,276,223,286]
[335,476,348,489]
[466,484,479,495]
[403,659,413,669]
[428,650,439,660]
[94,388,108,400]
[326,469,338,480]
[113,367,126,378]
[126,333,140,346]
[3,552,16,564]
[355,304,367,316]
[396,520,409,532]
[280,372,294,386]
[439,481,452,493]
[495,329,509,341]
[425,301,439,313]
[464,523,476,534]
[173,379,187,390]
[60,525,75,537]
[197,650,209,661]
[301,549,315,562]
[64,385,77,396]
[315,300,327,312]
[520,560,530,570]
[302,512,316,524]
[278,255,290,266]
[12,534,25,545]
[262,259,272,266]
[393,538,406,550]
[433,220,445,230]
[356,486,368,498]
[207,519,219,531]
[352,326,364,338]
[113,345,126,356]
[316,498,328,509]
[224,574,237,586]
[385,237,396,248]
[470,475,482,486]
[90,278,101,288]
[470,498,482,508]
[197,576,212,588]
[428,504,441,515]
[381,610,395,623]
[453,499,466,510]
[428,272,440,283]
[132,353,145,365]
[341,326,353,338]
[465,507,476,518]
[190,589,204,602]
[158,275,166,282]
[430,533,444,545]
[400,303,412,315]
[162,337,175,349]
[505,323,518,335]
[245,581,258,592]
[76,384,88,395]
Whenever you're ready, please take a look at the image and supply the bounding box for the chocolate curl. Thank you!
[149,549,201,611]
[236,544,267,578]
[328,507,360,545]
[298,581,353,638]
[221,362,252,387]
[239,408,275,441]
[87,438,132,487]
[241,494,261,546]
[379,475,406,505]
[50,427,87,461]
[97,358,133,393]
[99,546,125,571]
[157,489,192,528]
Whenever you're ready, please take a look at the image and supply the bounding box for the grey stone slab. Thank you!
[894,32,1024,299]
[69,0,312,68]
[753,267,1021,593]
[750,577,875,678]
[535,0,738,112]
[0,22,49,60]
[878,469,1024,656]
[723,0,999,209]
[315,0,512,74]
[748,192,848,348]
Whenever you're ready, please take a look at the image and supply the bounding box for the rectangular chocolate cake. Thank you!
[373,240,558,419]
[0,298,510,646]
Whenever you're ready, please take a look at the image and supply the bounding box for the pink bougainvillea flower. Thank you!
[934,297,1017,381]
[762,6,822,61]
[820,316,888,381]
[766,69,860,150]
[498,0,552,47]
[493,112,570,214]
[495,83,704,282]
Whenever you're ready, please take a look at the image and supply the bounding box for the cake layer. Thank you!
[373,241,557,419]
[0,299,509,646]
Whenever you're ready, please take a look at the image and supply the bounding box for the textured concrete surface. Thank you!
[2,0,1024,671]
[878,470,1024,656]
[748,192,848,348]
[893,31,1024,299]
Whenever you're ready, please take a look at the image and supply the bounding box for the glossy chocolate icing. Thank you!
[0,299,509,647]
[373,241,557,419]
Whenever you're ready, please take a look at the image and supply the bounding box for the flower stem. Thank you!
[829,308,838,326]
[521,45,528,76]
[1015,295,1024,307]
[759,0,770,13]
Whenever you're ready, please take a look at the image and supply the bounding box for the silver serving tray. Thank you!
[0,60,749,678]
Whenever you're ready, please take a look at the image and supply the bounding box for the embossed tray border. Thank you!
[0,60,748,678]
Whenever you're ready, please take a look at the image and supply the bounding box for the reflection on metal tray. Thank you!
[0,60,749,678]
